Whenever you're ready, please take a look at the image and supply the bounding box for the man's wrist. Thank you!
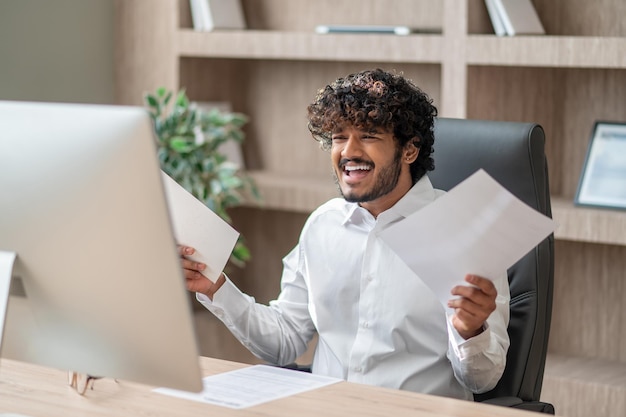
[204,273,226,300]
[458,324,486,340]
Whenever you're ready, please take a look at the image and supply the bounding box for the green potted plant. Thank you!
[145,87,260,268]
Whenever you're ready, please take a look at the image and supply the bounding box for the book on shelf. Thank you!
[484,0,506,36]
[485,0,545,36]
[189,0,214,31]
[189,0,246,32]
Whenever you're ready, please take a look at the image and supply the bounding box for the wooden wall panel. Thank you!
[179,59,441,177]
[241,0,442,31]
[558,69,626,198]
[534,0,626,36]
[114,0,178,105]
[467,0,494,34]
[228,207,308,304]
[549,240,626,363]
[467,67,626,199]
[466,66,563,194]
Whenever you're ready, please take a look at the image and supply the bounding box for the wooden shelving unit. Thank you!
[177,30,446,62]
[115,1,626,416]
[466,35,626,68]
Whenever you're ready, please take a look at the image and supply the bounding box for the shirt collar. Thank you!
[341,175,442,226]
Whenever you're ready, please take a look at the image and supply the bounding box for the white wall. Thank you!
[0,0,114,104]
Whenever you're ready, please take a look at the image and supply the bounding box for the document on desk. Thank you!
[379,169,555,309]
[162,172,239,283]
[154,365,341,409]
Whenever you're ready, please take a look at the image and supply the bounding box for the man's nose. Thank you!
[341,135,363,159]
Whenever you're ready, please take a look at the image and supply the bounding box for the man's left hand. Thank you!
[448,274,497,339]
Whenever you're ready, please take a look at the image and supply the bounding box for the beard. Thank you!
[334,147,403,203]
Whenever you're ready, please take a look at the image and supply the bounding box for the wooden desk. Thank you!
[0,357,538,417]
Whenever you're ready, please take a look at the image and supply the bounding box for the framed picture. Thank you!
[575,121,626,210]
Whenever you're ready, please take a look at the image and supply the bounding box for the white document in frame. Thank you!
[378,169,555,308]
[161,172,240,283]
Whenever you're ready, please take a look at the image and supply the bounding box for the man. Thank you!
[180,69,510,400]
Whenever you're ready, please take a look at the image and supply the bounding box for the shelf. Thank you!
[243,173,626,246]
[542,354,626,417]
[243,171,337,213]
[176,29,444,63]
[551,198,626,246]
[467,35,626,69]
[179,31,626,69]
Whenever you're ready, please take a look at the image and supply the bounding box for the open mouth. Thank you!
[343,164,372,176]
[339,162,374,186]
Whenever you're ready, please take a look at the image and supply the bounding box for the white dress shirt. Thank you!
[198,175,510,400]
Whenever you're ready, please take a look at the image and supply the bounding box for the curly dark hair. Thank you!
[307,68,437,184]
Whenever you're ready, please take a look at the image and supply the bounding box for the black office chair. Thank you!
[429,118,555,414]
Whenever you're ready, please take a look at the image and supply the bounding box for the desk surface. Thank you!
[0,357,537,417]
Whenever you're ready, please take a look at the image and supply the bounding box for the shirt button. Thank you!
[353,366,362,372]
[361,321,369,328]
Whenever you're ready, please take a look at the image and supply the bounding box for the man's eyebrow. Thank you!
[364,127,389,135]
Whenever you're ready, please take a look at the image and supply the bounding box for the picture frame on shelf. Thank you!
[575,121,626,210]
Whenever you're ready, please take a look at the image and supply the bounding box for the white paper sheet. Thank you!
[379,169,555,308]
[154,365,341,409]
[161,172,240,283]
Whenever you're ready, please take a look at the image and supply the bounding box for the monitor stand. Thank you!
[0,251,17,350]
[0,252,33,417]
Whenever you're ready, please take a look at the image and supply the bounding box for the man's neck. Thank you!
[359,179,413,219]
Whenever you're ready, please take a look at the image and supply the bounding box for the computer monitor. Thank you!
[0,100,203,392]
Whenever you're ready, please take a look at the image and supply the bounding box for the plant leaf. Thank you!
[145,87,260,268]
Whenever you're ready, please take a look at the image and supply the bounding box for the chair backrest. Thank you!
[428,118,555,403]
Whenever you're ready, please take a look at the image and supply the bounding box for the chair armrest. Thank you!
[277,363,312,373]
[479,397,555,414]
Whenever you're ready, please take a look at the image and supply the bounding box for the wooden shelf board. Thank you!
[542,354,626,417]
[242,174,626,246]
[242,171,338,213]
[467,35,626,69]
[544,353,626,386]
[551,197,626,246]
[177,31,626,69]
[177,29,444,63]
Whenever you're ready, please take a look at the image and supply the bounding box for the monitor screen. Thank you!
[0,100,203,392]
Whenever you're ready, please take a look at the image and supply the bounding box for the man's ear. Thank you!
[403,140,420,163]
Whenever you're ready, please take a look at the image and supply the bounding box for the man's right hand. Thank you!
[178,245,226,300]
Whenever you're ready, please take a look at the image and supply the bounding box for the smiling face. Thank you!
[331,125,418,217]
[307,69,438,213]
